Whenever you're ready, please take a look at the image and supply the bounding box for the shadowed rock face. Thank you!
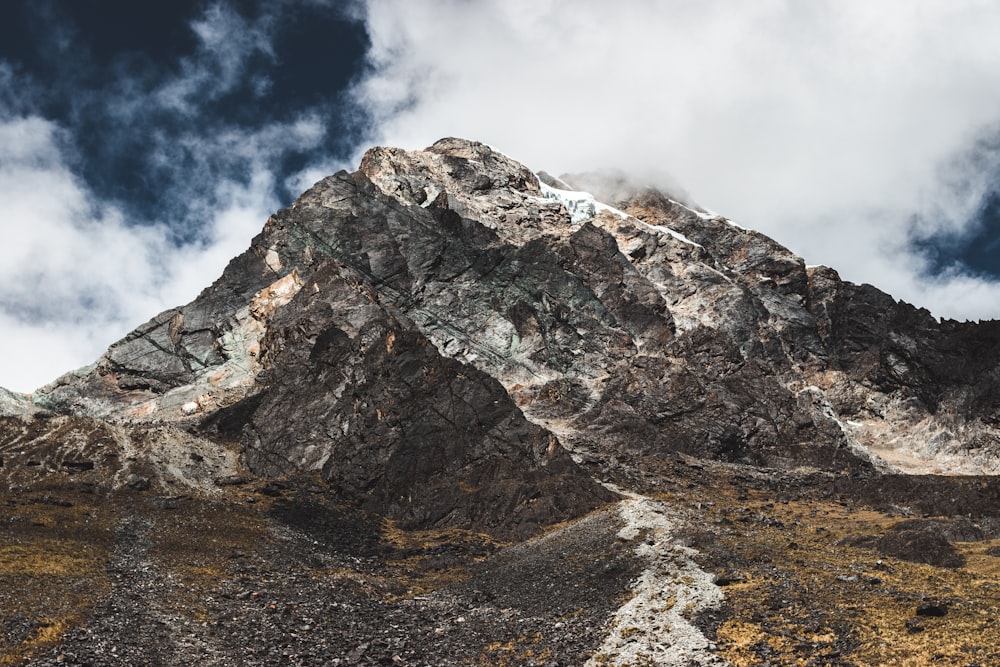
[228,263,615,538]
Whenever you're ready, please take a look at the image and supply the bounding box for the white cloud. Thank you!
[0,111,304,392]
[0,115,167,390]
[353,0,1000,319]
[0,1,344,392]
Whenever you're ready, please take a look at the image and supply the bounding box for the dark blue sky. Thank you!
[0,0,368,241]
[915,194,1000,280]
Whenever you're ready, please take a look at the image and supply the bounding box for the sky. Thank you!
[3,0,1000,392]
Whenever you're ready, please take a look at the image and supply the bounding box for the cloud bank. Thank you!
[0,4,353,391]
[353,0,1000,319]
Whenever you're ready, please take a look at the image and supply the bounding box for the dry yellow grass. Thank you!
[694,496,1000,666]
[0,493,116,666]
[0,543,97,577]
[479,632,552,667]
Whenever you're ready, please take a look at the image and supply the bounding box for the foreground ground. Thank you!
[1,456,998,666]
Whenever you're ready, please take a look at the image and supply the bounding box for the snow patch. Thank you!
[537,182,706,250]
[681,201,744,229]
[667,197,716,222]
[538,181,629,224]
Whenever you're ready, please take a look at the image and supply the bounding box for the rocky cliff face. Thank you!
[21,137,1000,476]
[3,138,1000,666]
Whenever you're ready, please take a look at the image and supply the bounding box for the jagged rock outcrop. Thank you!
[203,261,615,537]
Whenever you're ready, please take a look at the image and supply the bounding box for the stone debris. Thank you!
[587,487,729,666]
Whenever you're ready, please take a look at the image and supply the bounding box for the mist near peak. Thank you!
[352,0,1000,321]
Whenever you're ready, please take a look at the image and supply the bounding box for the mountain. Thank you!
[1,138,998,666]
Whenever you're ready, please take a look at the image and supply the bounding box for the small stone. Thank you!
[150,496,180,510]
[916,602,948,617]
[905,618,925,633]
[125,473,150,491]
[713,571,744,586]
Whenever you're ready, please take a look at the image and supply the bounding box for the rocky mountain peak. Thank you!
[9,136,1000,478]
[3,138,1000,666]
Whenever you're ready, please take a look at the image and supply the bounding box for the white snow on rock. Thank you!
[538,181,705,249]
[667,197,739,228]
[538,181,629,224]
[587,486,729,666]
[638,221,704,249]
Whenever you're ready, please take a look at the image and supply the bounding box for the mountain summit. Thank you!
[19,137,1000,476]
[2,138,999,666]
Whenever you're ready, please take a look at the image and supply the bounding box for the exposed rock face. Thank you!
[0,413,240,494]
[16,136,1000,482]
[223,263,612,537]
[805,268,1000,471]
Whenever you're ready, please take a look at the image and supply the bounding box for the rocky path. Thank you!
[35,508,234,667]
[586,486,730,666]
